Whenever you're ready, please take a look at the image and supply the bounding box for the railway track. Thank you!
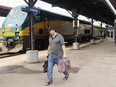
[0,39,24,58]
[0,51,25,59]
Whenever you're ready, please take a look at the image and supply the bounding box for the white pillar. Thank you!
[73,42,80,50]
[90,39,95,44]
[26,50,39,63]
[106,36,108,40]
[100,38,104,42]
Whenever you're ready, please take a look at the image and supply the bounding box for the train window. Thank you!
[35,16,40,20]
[14,10,17,14]
[9,9,22,15]
[9,9,16,15]
[11,18,15,22]
[18,10,22,14]
[85,30,90,34]
[39,29,43,34]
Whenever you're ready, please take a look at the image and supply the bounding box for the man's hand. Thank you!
[47,46,51,59]
[63,54,67,58]
[62,45,67,58]
[46,54,49,59]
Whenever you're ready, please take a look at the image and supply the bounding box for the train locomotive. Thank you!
[2,6,102,51]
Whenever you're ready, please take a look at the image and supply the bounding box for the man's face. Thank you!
[49,29,55,36]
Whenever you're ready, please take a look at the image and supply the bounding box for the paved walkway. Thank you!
[0,39,116,87]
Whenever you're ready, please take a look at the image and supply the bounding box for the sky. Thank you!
[0,0,105,27]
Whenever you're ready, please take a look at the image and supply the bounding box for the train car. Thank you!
[1,6,102,51]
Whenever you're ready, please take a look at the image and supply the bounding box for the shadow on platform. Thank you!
[0,65,43,74]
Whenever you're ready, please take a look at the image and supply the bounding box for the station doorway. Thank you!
[107,27,114,40]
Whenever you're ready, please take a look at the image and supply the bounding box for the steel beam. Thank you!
[24,0,38,50]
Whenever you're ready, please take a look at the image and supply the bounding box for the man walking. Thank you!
[45,27,69,86]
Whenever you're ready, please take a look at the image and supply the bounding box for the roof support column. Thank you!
[29,0,34,50]
[90,18,95,44]
[72,9,80,50]
[100,22,104,42]
[105,25,109,40]
[91,18,94,38]
[114,19,116,44]
[24,0,39,63]
[24,0,38,50]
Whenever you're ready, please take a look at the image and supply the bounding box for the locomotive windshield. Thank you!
[2,6,27,28]
[9,8,26,15]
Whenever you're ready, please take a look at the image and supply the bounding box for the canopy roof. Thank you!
[0,5,11,17]
[110,0,116,10]
[41,0,116,25]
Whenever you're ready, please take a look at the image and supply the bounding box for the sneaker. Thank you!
[45,81,53,86]
[63,73,69,80]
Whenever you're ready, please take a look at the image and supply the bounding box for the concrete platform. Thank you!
[0,39,116,87]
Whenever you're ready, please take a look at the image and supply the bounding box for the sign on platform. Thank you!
[22,7,40,14]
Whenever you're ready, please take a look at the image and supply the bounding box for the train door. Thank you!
[107,30,114,40]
